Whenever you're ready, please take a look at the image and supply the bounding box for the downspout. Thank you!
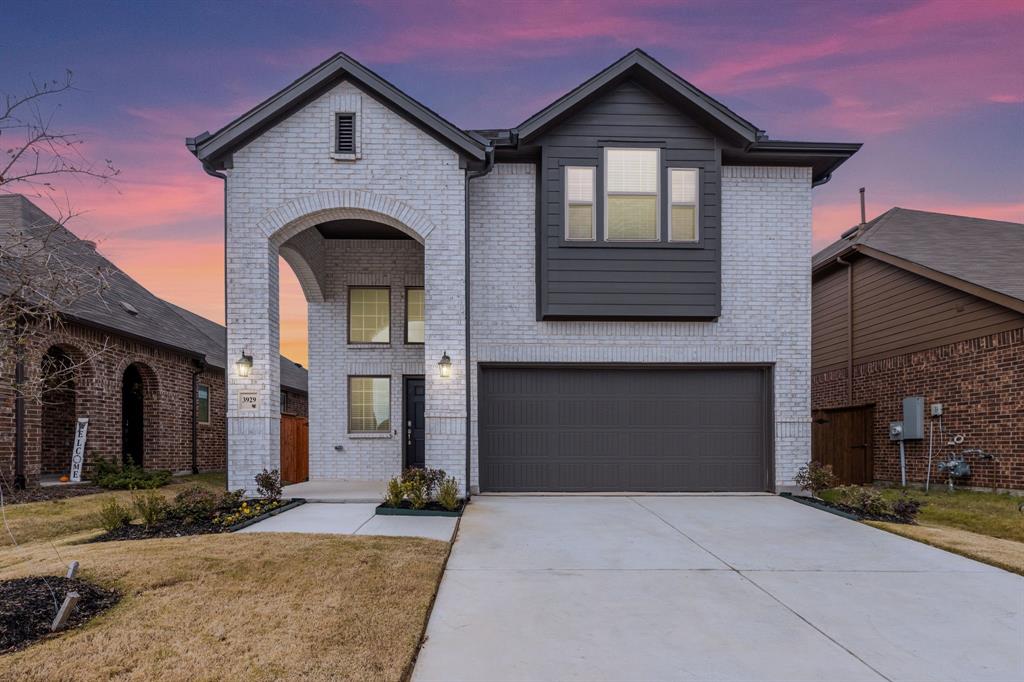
[836,256,854,404]
[464,146,495,499]
[13,360,25,490]
[190,358,206,474]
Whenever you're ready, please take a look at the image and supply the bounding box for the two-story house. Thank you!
[187,49,859,495]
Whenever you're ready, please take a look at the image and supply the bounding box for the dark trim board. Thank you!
[478,363,774,493]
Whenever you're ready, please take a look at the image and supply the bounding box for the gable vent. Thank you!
[335,113,355,154]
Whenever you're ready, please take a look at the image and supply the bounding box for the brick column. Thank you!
[226,201,281,494]
[423,215,468,492]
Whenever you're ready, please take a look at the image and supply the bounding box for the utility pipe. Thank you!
[13,360,25,490]
[201,161,228,490]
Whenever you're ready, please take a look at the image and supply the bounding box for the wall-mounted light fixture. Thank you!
[236,351,253,378]
[438,351,452,378]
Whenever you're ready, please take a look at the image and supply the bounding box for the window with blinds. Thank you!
[348,287,390,343]
[669,168,699,242]
[565,166,596,240]
[335,112,356,154]
[605,148,659,241]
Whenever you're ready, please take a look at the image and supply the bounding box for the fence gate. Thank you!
[280,415,309,485]
[812,405,874,485]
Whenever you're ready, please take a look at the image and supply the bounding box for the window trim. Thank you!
[603,147,661,243]
[347,286,391,345]
[564,166,596,241]
[347,375,391,434]
[197,384,210,424]
[667,167,701,243]
[404,286,425,345]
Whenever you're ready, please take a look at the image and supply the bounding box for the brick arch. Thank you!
[259,190,436,246]
[37,342,94,476]
[117,359,160,468]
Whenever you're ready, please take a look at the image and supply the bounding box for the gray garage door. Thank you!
[478,366,770,492]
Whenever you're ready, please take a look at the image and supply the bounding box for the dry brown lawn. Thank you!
[0,532,449,681]
[0,473,225,546]
[867,521,1024,576]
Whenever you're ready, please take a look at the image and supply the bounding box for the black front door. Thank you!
[404,376,425,469]
[122,364,145,467]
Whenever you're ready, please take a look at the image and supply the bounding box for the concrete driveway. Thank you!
[413,495,1023,682]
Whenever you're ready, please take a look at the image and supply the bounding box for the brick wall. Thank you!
[0,322,227,486]
[469,164,814,491]
[812,328,1024,490]
[280,389,308,417]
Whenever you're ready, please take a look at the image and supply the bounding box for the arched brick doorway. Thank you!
[121,364,146,466]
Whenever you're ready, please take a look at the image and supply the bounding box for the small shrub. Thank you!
[169,485,219,523]
[384,477,405,507]
[217,489,246,511]
[891,493,924,523]
[403,479,429,510]
[401,467,447,499]
[96,498,131,532]
[436,476,460,511]
[94,462,171,490]
[794,461,839,496]
[255,469,283,502]
[132,490,168,528]
[836,485,889,517]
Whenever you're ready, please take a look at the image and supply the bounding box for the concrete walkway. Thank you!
[413,495,1024,682]
[281,478,387,502]
[237,502,456,541]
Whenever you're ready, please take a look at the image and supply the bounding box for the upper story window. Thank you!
[565,167,596,241]
[349,287,390,344]
[605,148,659,241]
[405,287,425,344]
[669,168,699,242]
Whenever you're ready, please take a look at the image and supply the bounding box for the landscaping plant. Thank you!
[794,461,839,497]
[403,477,430,510]
[96,498,132,532]
[836,485,890,517]
[436,476,460,512]
[169,485,219,523]
[132,490,168,529]
[890,492,924,523]
[255,469,283,502]
[385,478,405,507]
[93,459,171,490]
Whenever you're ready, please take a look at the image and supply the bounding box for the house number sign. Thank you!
[70,417,89,482]
[239,391,260,411]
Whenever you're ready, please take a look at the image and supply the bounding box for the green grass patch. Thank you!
[823,486,1024,543]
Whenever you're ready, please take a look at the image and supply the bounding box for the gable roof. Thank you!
[813,207,1024,313]
[188,51,486,169]
[515,49,761,146]
[0,194,208,357]
[165,301,308,393]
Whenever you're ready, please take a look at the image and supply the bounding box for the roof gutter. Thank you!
[463,146,495,499]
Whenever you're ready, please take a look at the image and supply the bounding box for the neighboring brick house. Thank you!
[187,49,859,495]
[812,208,1024,490]
[0,195,307,488]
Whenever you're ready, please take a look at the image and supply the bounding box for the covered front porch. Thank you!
[226,189,469,496]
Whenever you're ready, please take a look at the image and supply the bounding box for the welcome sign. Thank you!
[70,417,89,482]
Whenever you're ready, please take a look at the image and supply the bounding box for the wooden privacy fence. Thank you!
[812,405,874,485]
[280,415,309,485]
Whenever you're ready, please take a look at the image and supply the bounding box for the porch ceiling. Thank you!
[316,219,414,240]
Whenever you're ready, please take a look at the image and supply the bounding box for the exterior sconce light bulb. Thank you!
[438,351,452,378]
[236,351,253,378]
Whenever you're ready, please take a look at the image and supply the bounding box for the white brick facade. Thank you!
[224,81,466,493]
[221,81,813,495]
[468,164,812,491]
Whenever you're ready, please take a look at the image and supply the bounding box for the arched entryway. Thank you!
[40,346,79,475]
[121,363,146,467]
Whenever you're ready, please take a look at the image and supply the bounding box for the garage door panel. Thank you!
[479,366,770,492]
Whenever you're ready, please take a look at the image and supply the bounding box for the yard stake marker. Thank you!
[50,592,80,632]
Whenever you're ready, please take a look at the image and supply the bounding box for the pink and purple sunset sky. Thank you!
[4,0,1022,365]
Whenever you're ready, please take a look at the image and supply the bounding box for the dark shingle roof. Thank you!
[813,207,1024,303]
[165,302,308,393]
[0,194,209,357]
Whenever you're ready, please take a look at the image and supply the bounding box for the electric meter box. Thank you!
[902,396,925,440]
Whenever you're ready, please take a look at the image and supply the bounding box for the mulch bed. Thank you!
[783,494,911,524]
[376,500,465,516]
[1,576,119,654]
[90,518,227,542]
[1,484,106,505]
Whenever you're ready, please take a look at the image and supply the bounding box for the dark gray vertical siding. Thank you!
[536,80,722,319]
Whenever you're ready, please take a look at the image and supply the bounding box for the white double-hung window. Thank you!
[669,168,699,242]
[605,148,659,241]
[565,166,596,240]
